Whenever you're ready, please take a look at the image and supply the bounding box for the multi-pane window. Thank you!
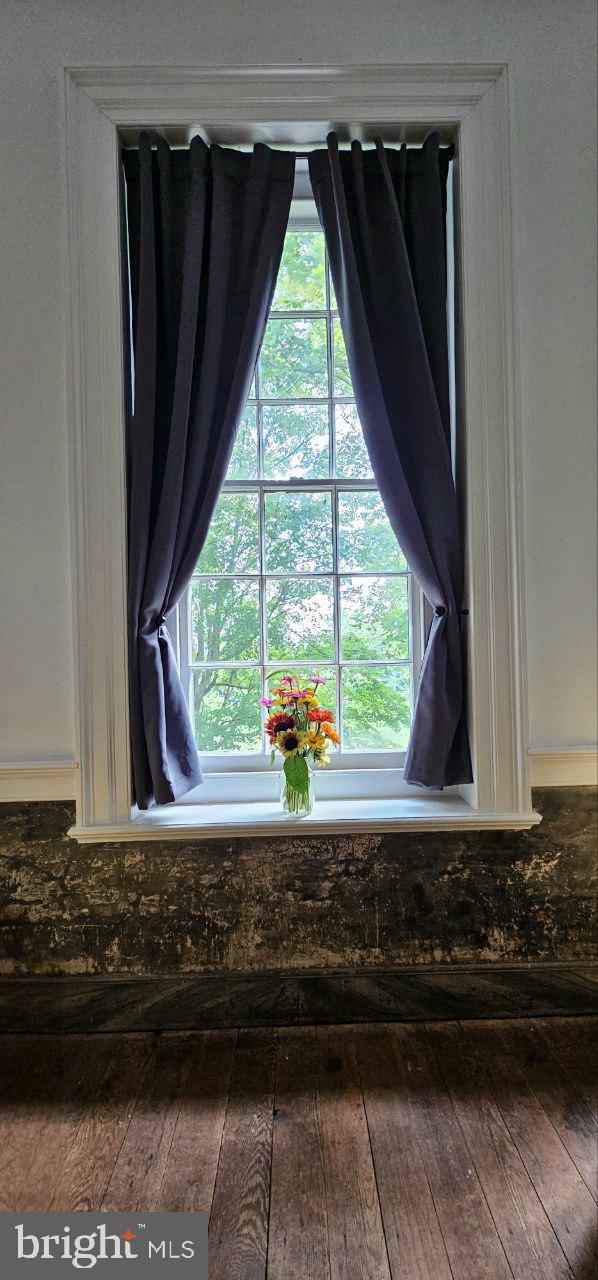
[178,226,421,761]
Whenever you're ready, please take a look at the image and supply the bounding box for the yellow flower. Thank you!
[297,692,318,705]
[307,729,327,750]
[276,728,306,757]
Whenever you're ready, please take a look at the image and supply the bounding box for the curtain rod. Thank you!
[133,132,454,160]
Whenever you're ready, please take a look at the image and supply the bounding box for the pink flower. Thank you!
[280,676,295,685]
[308,674,326,687]
[259,697,275,707]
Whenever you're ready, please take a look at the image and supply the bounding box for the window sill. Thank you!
[68,796,541,842]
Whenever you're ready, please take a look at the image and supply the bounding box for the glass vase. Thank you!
[279,762,315,818]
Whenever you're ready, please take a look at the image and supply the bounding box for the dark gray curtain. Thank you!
[309,133,472,787]
[123,134,295,809]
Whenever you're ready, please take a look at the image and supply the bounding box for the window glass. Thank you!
[186,226,414,754]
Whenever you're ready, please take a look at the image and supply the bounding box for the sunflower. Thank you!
[265,712,296,743]
[276,728,307,757]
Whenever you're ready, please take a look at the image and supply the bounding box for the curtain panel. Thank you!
[123,134,295,809]
[308,133,472,787]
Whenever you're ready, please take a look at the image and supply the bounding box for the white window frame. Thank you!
[176,202,423,794]
[63,63,539,839]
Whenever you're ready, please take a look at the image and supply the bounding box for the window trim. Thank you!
[63,63,539,840]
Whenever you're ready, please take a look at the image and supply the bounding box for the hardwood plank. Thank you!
[497,1021,597,1198]
[0,1037,76,1209]
[17,1035,116,1210]
[315,1025,391,1280]
[389,1022,514,1280]
[463,1020,598,1277]
[209,1027,277,1280]
[268,1026,330,1280]
[47,1034,154,1210]
[533,1017,598,1121]
[158,1030,236,1212]
[101,1032,195,1211]
[1,967,595,1033]
[424,1021,572,1280]
[570,967,598,987]
[353,1023,453,1280]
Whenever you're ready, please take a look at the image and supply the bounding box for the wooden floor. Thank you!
[1,1019,596,1279]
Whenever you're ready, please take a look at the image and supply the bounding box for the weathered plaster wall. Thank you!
[0,789,595,975]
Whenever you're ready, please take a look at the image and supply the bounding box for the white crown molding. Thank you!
[61,62,538,840]
[0,761,78,802]
[67,63,505,119]
[529,749,598,787]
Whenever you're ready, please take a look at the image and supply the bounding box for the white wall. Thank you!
[1,0,596,763]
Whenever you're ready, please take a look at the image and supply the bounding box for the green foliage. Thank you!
[273,230,327,310]
[283,752,309,792]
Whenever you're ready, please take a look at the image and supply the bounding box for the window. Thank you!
[66,67,538,839]
[177,220,422,769]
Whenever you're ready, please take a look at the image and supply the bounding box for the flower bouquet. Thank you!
[260,674,340,817]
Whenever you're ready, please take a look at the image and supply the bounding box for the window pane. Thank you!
[266,577,334,661]
[262,404,330,479]
[196,493,259,574]
[272,230,327,310]
[260,318,328,398]
[333,318,352,395]
[227,405,258,480]
[338,491,406,572]
[191,578,260,663]
[342,665,411,750]
[193,667,262,753]
[334,404,372,478]
[266,666,338,730]
[340,576,409,661]
[264,491,333,573]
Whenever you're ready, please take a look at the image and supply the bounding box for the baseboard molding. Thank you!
[529,748,598,786]
[0,963,595,1033]
[0,753,595,803]
[0,761,77,802]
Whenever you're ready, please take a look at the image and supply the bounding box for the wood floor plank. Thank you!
[209,1027,277,1280]
[570,967,598,986]
[462,1021,597,1277]
[390,1022,514,1280]
[268,1026,330,1280]
[533,1018,598,1121]
[157,1029,236,1212]
[424,1021,572,1280]
[17,1036,117,1210]
[47,1034,154,1210]
[101,1032,196,1211]
[315,1025,391,1280]
[496,1021,597,1198]
[0,1036,102,1210]
[352,1023,452,1280]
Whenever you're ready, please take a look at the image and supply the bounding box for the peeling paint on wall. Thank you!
[0,788,595,975]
